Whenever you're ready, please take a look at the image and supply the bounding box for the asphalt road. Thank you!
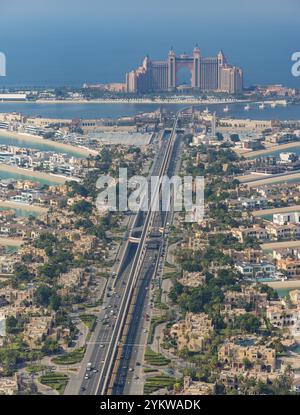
[112,131,183,395]
[65,128,173,395]
[65,108,189,395]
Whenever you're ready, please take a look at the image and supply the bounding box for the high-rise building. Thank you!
[219,65,243,94]
[125,46,243,94]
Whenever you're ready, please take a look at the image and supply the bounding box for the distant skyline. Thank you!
[0,0,299,88]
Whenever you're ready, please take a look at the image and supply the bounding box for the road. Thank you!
[117,129,184,395]
[64,121,176,395]
[98,113,182,395]
[65,109,189,395]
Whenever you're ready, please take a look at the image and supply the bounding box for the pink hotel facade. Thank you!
[126,46,243,94]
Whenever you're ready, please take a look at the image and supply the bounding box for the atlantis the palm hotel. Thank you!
[125,46,243,94]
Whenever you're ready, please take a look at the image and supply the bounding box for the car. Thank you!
[100,344,105,348]
[93,369,98,373]
[85,375,89,380]
[129,368,134,372]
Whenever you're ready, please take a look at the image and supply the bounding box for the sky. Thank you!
[0,0,299,87]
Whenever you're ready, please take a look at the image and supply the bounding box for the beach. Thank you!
[35,98,248,105]
[0,129,97,157]
[0,164,70,184]
[245,172,300,187]
[262,240,300,250]
[0,237,23,247]
[0,200,48,214]
[241,142,300,159]
[265,279,300,290]
[237,173,269,183]
[252,205,300,217]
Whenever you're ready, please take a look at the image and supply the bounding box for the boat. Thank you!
[223,105,229,113]
[259,102,265,110]
[244,104,250,111]
[271,102,276,108]
[203,107,209,114]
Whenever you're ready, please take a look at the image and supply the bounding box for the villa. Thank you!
[170,312,214,352]
[218,341,276,373]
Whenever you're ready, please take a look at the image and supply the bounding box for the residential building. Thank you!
[181,377,214,395]
[232,225,268,243]
[277,258,300,278]
[218,341,276,373]
[0,376,18,395]
[170,312,214,352]
[178,271,206,288]
[266,304,300,334]
[273,212,300,226]
[235,261,276,279]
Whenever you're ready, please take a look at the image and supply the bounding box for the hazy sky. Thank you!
[0,0,299,87]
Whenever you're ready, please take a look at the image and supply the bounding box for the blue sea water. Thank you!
[0,1,299,89]
[0,101,299,120]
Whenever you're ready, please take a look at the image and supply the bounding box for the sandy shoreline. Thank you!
[246,172,300,187]
[30,99,248,105]
[262,240,300,250]
[0,164,68,183]
[0,129,97,157]
[241,142,300,159]
[265,280,300,290]
[0,200,47,214]
[0,237,23,247]
[237,173,269,183]
[252,205,300,217]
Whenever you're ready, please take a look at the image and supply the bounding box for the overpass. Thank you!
[65,110,189,396]
[95,112,182,395]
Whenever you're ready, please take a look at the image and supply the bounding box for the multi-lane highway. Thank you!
[110,126,184,395]
[65,109,187,395]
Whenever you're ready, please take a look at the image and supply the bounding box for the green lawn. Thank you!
[79,314,97,330]
[144,375,176,394]
[143,368,159,373]
[52,346,86,365]
[26,364,49,374]
[147,317,167,344]
[39,372,69,395]
[144,347,171,366]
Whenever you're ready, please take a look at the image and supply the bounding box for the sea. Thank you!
[0,101,299,120]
